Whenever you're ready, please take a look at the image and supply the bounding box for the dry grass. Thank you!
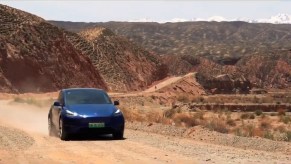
[117,95,291,142]
[260,120,272,130]
[204,118,228,133]
[279,115,291,124]
[173,113,199,127]
[240,113,255,120]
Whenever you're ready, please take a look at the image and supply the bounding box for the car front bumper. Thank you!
[62,115,125,134]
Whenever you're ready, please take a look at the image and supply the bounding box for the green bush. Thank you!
[255,110,263,116]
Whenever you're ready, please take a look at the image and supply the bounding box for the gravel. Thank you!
[126,121,291,155]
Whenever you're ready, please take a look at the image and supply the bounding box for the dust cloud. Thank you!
[0,100,50,135]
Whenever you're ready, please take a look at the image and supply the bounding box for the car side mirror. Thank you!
[53,101,61,106]
[113,100,119,106]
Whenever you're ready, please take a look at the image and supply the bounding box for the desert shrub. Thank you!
[240,113,251,119]
[205,118,228,133]
[193,111,205,120]
[263,131,274,140]
[234,128,244,137]
[146,111,165,123]
[276,125,286,133]
[260,121,271,130]
[177,94,190,103]
[255,110,263,116]
[279,116,291,124]
[249,113,255,119]
[164,107,181,118]
[277,108,286,116]
[226,118,236,126]
[119,106,145,122]
[285,131,291,142]
[253,96,260,103]
[173,113,198,127]
[244,124,255,137]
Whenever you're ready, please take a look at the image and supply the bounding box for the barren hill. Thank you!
[72,27,168,91]
[0,5,107,93]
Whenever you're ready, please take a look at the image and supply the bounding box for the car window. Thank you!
[65,90,112,105]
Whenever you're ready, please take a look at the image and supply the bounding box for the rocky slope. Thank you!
[0,5,107,93]
[72,27,168,91]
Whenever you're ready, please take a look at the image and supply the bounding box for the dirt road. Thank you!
[144,72,196,93]
[1,100,291,164]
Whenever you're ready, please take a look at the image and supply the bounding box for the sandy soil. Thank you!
[1,100,291,164]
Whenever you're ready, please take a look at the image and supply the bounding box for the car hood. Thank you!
[66,104,117,117]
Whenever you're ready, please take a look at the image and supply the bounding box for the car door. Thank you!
[52,91,64,127]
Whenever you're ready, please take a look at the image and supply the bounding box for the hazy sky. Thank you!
[1,1,291,22]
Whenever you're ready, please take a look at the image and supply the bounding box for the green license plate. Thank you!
[89,123,105,128]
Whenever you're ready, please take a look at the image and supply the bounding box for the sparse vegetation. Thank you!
[240,113,253,119]
[279,115,291,124]
[255,110,263,116]
[285,131,291,142]
[205,118,228,133]
[263,131,274,140]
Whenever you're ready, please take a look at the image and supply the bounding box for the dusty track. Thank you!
[144,72,196,93]
[1,100,291,163]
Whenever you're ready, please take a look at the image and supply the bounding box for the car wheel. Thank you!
[59,118,69,140]
[113,131,124,140]
[48,116,57,137]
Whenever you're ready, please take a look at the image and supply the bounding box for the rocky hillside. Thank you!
[74,27,168,91]
[0,5,107,93]
[51,21,291,89]
[51,21,291,60]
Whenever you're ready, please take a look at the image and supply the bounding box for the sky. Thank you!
[0,1,291,22]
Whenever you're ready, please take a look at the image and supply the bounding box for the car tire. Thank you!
[113,131,124,140]
[59,118,69,140]
[48,116,58,137]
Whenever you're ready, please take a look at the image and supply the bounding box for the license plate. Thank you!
[89,123,105,128]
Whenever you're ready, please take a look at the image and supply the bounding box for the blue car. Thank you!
[48,88,125,140]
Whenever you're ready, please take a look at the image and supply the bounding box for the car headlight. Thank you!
[65,110,78,117]
[114,109,122,116]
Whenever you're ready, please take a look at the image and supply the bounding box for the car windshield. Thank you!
[65,89,112,105]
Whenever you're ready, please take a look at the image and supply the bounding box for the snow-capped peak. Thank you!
[207,16,227,22]
[127,13,291,24]
[257,13,291,24]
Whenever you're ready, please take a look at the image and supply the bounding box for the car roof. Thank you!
[61,88,105,92]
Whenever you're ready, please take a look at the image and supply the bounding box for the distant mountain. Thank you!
[128,13,291,24]
[0,4,107,93]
